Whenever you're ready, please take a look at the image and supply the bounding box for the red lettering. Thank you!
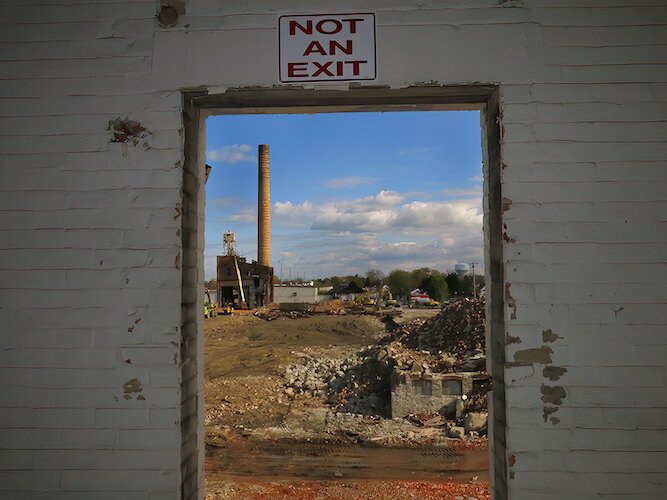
[336,61,344,76]
[345,60,367,76]
[341,18,364,33]
[329,40,353,55]
[316,19,342,34]
[287,62,308,78]
[303,41,327,56]
[312,61,334,77]
[289,20,312,35]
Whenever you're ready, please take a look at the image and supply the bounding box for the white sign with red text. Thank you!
[279,13,376,83]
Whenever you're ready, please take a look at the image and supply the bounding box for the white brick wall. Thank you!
[1,1,665,498]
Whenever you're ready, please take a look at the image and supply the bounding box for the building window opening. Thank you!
[200,107,494,498]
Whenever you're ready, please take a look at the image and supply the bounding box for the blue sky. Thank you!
[205,111,483,280]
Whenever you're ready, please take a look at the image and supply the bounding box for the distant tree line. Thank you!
[209,266,483,302]
[294,267,484,302]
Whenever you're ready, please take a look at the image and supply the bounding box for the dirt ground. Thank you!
[204,311,489,499]
[205,314,385,444]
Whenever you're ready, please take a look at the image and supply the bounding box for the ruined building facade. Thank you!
[216,255,273,308]
[1,2,666,499]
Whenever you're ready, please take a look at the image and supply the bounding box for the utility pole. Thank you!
[470,262,478,299]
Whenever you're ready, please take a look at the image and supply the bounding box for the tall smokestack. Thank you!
[258,144,271,267]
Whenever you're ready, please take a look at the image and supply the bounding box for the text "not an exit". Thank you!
[279,13,376,83]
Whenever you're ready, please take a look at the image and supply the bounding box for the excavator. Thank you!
[204,288,217,318]
[204,288,233,318]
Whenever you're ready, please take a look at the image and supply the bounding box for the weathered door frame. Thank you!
[181,85,506,500]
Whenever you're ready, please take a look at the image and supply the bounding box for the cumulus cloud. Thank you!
[323,176,377,189]
[206,187,484,279]
[269,189,483,276]
[206,144,256,164]
[309,198,482,233]
[228,207,256,223]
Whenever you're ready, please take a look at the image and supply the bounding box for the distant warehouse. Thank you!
[274,283,332,304]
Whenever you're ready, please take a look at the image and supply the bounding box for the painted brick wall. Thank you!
[1,1,666,499]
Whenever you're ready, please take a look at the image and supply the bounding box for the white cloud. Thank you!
[228,207,256,223]
[312,208,397,232]
[358,190,405,208]
[206,188,484,279]
[206,144,256,164]
[324,176,377,189]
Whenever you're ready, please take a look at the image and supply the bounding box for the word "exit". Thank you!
[279,13,376,83]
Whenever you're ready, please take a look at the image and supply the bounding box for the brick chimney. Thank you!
[258,144,271,267]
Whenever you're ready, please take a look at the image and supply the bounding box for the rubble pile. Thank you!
[279,298,490,440]
[392,298,486,372]
[309,299,346,314]
[283,352,357,398]
[467,378,492,413]
[282,348,392,416]
[254,304,306,321]
[401,298,485,360]
[254,300,395,321]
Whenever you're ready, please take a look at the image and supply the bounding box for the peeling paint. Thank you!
[123,378,142,393]
[541,384,566,405]
[542,329,561,343]
[174,203,181,220]
[502,224,516,243]
[124,358,132,364]
[513,346,553,364]
[175,253,181,270]
[506,335,522,345]
[542,406,558,422]
[122,378,143,400]
[108,118,148,145]
[501,197,512,214]
[550,417,560,425]
[505,283,517,320]
[543,366,567,381]
[158,1,185,28]
[507,454,516,466]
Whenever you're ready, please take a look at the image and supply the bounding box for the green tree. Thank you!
[410,267,432,289]
[365,269,386,287]
[445,272,462,296]
[419,274,449,302]
[386,269,412,298]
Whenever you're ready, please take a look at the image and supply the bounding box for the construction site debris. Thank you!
[279,298,490,438]
[464,412,489,434]
[395,297,486,371]
[255,299,401,322]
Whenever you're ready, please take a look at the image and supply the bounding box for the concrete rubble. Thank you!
[280,298,490,441]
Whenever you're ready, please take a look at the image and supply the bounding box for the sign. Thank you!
[279,13,376,83]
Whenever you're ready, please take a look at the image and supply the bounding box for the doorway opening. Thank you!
[182,86,505,499]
